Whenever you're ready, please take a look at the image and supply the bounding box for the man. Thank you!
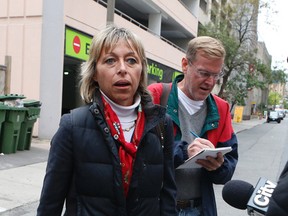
[266,160,288,216]
[148,36,238,216]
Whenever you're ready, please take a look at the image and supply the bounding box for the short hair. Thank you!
[79,25,149,104]
[186,36,226,62]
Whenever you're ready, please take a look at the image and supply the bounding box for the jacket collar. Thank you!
[90,88,167,133]
[168,74,220,137]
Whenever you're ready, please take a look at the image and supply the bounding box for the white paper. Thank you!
[176,147,232,169]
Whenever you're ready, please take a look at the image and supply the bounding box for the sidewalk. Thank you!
[0,118,266,215]
[0,139,50,215]
[232,116,266,134]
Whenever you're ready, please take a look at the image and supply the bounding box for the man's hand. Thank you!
[187,138,224,171]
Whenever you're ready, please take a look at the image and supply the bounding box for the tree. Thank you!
[268,91,281,108]
[199,0,274,111]
[270,67,287,84]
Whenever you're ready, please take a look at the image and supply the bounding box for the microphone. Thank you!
[222,177,277,216]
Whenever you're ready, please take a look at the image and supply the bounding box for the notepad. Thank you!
[176,147,232,169]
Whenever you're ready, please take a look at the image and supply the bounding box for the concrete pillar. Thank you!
[182,0,199,17]
[148,13,162,36]
[39,0,65,139]
[106,0,115,25]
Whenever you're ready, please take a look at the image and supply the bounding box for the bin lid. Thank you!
[0,104,9,110]
[0,94,26,101]
[8,106,28,111]
[23,99,42,107]
[0,106,28,111]
[0,101,9,109]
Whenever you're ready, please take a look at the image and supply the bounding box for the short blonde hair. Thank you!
[186,36,226,62]
[79,25,149,104]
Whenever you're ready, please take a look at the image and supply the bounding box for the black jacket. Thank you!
[266,161,288,216]
[37,93,177,216]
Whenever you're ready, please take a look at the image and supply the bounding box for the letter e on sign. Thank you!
[73,36,81,54]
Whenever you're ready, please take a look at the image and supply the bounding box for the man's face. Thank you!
[180,51,224,101]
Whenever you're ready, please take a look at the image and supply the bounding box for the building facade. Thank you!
[0,0,200,139]
[0,0,271,138]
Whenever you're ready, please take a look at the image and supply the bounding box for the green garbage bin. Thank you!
[0,103,7,143]
[0,94,25,107]
[0,106,27,154]
[18,99,41,151]
[0,94,25,100]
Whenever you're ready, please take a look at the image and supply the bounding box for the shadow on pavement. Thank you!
[0,139,50,170]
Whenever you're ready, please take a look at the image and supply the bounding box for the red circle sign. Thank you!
[73,36,81,54]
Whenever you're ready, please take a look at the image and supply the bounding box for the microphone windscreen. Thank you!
[222,180,254,210]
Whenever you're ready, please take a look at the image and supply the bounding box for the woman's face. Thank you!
[94,39,142,106]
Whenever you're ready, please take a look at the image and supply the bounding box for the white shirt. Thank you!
[177,87,204,115]
[101,91,140,142]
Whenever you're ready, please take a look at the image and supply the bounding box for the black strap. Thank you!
[160,83,171,106]
[157,83,171,154]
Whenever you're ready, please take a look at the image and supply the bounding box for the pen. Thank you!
[190,130,200,138]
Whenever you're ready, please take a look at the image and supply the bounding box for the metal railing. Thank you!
[94,0,186,53]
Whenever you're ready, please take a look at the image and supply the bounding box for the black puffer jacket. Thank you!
[266,161,288,216]
[37,93,177,216]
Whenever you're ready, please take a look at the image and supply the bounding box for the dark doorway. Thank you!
[62,57,84,115]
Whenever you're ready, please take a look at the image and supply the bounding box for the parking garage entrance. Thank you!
[62,26,92,115]
[62,26,181,115]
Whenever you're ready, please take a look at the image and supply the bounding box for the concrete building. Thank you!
[0,0,269,138]
[237,0,259,119]
[0,0,200,139]
[255,41,272,112]
[197,0,233,95]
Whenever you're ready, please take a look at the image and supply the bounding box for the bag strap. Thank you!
[157,83,171,152]
[160,83,171,106]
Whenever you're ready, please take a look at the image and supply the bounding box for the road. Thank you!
[215,118,288,216]
[1,118,287,216]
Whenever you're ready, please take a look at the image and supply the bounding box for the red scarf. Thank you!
[101,96,145,196]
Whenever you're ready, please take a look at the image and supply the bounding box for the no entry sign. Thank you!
[73,36,81,54]
[65,27,92,61]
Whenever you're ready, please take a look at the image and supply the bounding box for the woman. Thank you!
[37,25,177,215]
